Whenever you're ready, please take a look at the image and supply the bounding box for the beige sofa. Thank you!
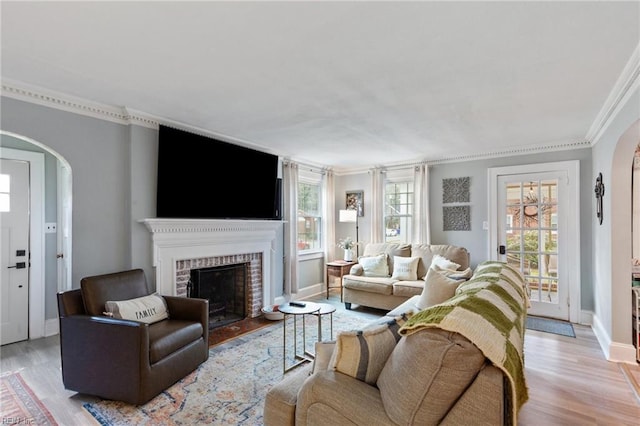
[342,243,470,311]
[264,261,529,426]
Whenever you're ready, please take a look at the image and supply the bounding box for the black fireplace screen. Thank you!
[188,263,247,329]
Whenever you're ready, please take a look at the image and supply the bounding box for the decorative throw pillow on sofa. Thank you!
[328,314,411,385]
[415,268,462,309]
[104,293,169,324]
[391,256,420,280]
[429,264,473,281]
[358,253,389,277]
[430,254,461,271]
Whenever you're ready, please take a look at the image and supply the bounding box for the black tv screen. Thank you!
[157,125,281,220]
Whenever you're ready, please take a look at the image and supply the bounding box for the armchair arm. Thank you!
[164,296,209,326]
[59,314,150,403]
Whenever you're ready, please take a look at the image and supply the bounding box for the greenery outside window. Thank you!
[384,173,413,243]
[298,179,322,252]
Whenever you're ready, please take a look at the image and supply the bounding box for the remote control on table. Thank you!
[289,301,306,307]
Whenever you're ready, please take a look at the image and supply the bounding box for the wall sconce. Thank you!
[595,172,605,225]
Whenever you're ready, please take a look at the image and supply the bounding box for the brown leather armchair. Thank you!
[56,268,209,405]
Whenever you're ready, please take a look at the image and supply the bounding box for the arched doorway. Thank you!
[0,131,72,341]
[610,119,640,359]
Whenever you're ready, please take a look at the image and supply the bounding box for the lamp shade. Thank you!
[339,209,358,223]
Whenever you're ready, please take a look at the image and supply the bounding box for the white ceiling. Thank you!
[2,1,639,171]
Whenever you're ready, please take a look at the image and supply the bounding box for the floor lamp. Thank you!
[339,209,359,258]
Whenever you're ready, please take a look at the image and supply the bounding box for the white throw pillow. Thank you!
[430,254,461,271]
[416,268,462,309]
[104,293,169,324]
[359,254,389,277]
[391,256,420,281]
[429,264,473,281]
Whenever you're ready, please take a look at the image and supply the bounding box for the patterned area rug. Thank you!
[83,309,371,425]
[526,315,576,338]
[0,371,58,425]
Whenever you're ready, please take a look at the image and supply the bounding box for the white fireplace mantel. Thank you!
[141,218,283,306]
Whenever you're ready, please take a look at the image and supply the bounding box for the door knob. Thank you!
[8,262,26,269]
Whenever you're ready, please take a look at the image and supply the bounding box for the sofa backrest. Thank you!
[360,243,469,280]
[361,243,411,275]
[376,328,486,425]
[411,244,470,280]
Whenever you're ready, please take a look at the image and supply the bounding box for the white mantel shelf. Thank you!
[141,218,283,305]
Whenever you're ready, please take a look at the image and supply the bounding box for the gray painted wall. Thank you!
[0,134,59,319]
[1,96,287,323]
[429,148,593,310]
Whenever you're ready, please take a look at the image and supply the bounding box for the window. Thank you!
[0,174,10,212]
[297,174,322,252]
[384,170,413,243]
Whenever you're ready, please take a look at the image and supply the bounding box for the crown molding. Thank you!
[0,75,617,173]
[1,79,159,129]
[586,43,640,145]
[332,139,592,175]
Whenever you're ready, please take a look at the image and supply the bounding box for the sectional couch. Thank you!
[264,261,529,425]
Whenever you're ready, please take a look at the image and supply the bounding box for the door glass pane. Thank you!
[506,230,522,252]
[503,178,559,306]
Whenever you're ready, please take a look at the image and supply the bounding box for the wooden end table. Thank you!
[326,261,356,301]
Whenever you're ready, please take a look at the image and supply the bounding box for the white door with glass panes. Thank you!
[489,161,580,322]
[1,158,30,344]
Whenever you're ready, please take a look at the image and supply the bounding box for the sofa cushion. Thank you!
[342,275,395,295]
[391,280,424,298]
[329,315,410,385]
[148,319,203,364]
[415,268,461,309]
[377,328,486,425]
[391,256,420,280]
[411,244,470,282]
[358,254,389,277]
[104,293,169,324]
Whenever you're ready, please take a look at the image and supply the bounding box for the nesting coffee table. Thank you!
[313,302,336,341]
[278,302,321,373]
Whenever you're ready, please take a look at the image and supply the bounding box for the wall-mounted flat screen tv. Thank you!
[157,125,281,220]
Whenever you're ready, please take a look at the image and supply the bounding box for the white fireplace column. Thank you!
[141,219,283,309]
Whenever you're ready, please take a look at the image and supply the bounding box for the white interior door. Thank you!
[489,161,580,322]
[1,158,30,345]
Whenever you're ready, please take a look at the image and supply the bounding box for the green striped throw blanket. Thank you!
[399,261,529,425]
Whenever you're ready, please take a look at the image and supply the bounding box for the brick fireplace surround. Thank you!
[142,219,282,318]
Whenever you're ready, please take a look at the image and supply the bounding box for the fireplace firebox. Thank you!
[188,263,247,329]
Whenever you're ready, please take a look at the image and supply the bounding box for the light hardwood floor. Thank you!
[1,294,639,425]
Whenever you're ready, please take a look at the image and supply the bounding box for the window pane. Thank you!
[0,193,9,212]
[298,182,322,251]
[0,175,9,212]
[384,179,413,243]
[0,174,9,193]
